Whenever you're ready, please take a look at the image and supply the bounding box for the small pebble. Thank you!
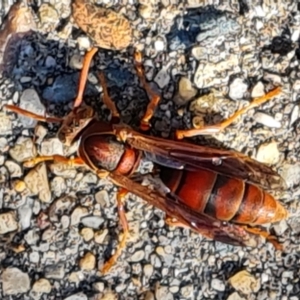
[80,227,94,242]
[77,36,91,50]
[71,207,89,225]
[154,38,165,51]
[229,270,261,295]
[24,163,51,203]
[64,293,88,300]
[2,268,30,295]
[0,212,18,234]
[229,78,248,100]
[130,250,145,262]
[79,252,96,271]
[211,278,225,292]
[94,229,109,244]
[254,112,281,128]
[31,278,51,297]
[45,264,65,280]
[81,215,104,229]
[256,141,280,165]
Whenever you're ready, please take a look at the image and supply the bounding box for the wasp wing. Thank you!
[117,127,284,190]
[109,172,264,248]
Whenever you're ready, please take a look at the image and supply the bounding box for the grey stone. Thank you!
[2,267,30,295]
[19,89,45,128]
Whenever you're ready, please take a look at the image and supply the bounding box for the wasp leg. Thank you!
[176,87,281,139]
[98,72,120,122]
[23,155,85,168]
[242,226,283,251]
[73,47,98,108]
[4,105,62,123]
[101,188,129,274]
[134,51,161,131]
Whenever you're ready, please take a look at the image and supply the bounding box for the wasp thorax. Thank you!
[84,135,125,171]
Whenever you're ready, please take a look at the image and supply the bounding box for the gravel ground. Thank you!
[0,0,300,299]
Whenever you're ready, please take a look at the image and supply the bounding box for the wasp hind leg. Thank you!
[242,226,283,251]
[134,51,161,131]
[101,188,129,274]
[176,87,281,139]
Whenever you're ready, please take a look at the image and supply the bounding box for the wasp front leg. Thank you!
[101,188,130,274]
[134,51,161,131]
[73,47,98,108]
[176,87,281,139]
[98,72,120,122]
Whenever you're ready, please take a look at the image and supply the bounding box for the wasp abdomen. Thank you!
[161,168,288,225]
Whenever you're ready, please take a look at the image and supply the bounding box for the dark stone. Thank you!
[269,36,293,56]
[238,0,249,15]
[105,62,134,88]
[166,7,240,51]
[42,73,98,103]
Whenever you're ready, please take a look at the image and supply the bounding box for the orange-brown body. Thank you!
[81,124,288,228]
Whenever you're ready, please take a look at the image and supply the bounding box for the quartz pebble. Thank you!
[251,82,265,98]
[40,138,64,156]
[95,189,109,206]
[5,160,22,178]
[9,137,36,163]
[211,278,226,291]
[64,293,88,300]
[69,53,84,70]
[0,211,18,234]
[154,66,171,88]
[0,112,12,135]
[94,228,109,244]
[229,270,261,295]
[254,112,281,128]
[280,163,300,188]
[18,198,34,230]
[30,278,51,299]
[79,252,96,271]
[19,89,45,128]
[256,141,280,165]
[24,163,51,203]
[155,284,173,300]
[130,250,145,262]
[228,78,248,100]
[81,215,104,229]
[38,3,59,32]
[81,227,94,242]
[71,206,89,225]
[77,36,91,50]
[174,77,197,106]
[2,268,30,295]
[50,176,67,197]
[181,284,194,298]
